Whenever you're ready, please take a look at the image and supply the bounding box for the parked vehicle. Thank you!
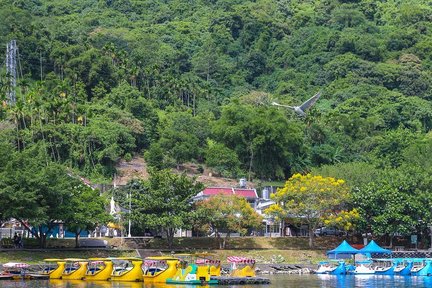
[314,227,344,236]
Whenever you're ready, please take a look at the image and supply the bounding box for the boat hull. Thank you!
[143,261,178,283]
[62,262,88,280]
[85,261,113,281]
[411,261,432,276]
[394,262,413,276]
[374,266,395,275]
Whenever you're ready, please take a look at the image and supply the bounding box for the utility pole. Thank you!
[128,190,132,237]
[6,40,17,105]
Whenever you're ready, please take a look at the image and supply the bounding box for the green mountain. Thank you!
[1,0,432,181]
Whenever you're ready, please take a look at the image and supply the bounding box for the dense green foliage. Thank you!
[0,142,110,247]
[121,169,203,248]
[2,0,432,181]
[2,0,432,242]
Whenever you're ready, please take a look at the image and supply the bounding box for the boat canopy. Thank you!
[326,240,359,259]
[64,258,86,262]
[195,258,220,264]
[227,256,255,264]
[3,262,29,268]
[144,259,175,266]
[359,240,392,255]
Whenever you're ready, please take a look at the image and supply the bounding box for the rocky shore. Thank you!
[221,263,315,275]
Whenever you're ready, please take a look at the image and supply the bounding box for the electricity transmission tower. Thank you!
[6,40,17,105]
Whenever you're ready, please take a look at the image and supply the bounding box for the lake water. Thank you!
[1,275,432,288]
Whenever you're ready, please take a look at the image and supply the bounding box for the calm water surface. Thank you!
[1,275,432,288]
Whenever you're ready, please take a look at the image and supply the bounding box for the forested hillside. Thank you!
[1,0,432,183]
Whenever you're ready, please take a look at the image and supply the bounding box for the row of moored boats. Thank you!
[316,258,432,276]
[316,239,422,276]
[0,254,268,285]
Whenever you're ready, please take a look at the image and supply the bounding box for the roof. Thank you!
[256,199,275,209]
[199,187,258,199]
[234,188,258,198]
[326,240,359,256]
[202,187,233,196]
[359,240,392,254]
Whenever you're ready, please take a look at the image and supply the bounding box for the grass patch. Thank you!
[260,181,285,187]
[140,236,343,251]
[0,250,137,264]
[0,248,326,265]
[1,236,344,265]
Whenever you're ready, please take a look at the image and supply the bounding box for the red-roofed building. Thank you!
[193,187,258,204]
[234,188,258,199]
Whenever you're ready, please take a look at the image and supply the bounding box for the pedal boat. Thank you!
[1,262,30,280]
[394,259,413,276]
[62,258,88,280]
[315,260,346,275]
[41,259,66,279]
[374,259,398,275]
[411,259,432,276]
[352,260,375,274]
[84,258,113,281]
[166,254,218,285]
[227,256,256,277]
[110,257,143,282]
[142,256,179,283]
[195,253,221,277]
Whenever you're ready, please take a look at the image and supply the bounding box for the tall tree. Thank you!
[64,185,111,248]
[213,101,305,180]
[128,169,203,248]
[266,173,350,248]
[0,144,82,248]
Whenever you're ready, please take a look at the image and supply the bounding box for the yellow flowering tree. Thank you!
[324,209,360,235]
[266,173,350,248]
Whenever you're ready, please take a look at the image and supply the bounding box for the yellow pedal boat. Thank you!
[62,258,88,280]
[195,253,221,277]
[142,256,179,283]
[84,258,113,281]
[110,257,143,282]
[227,256,256,277]
[41,259,66,279]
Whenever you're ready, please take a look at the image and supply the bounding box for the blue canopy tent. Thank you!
[358,240,392,258]
[327,240,359,259]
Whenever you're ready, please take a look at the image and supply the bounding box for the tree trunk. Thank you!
[75,231,81,248]
[280,220,285,237]
[223,232,231,249]
[166,228,175,249]
[309,228,314,248]
[38,229,48,249]
[248,145,254,182]
[216,231,223,249]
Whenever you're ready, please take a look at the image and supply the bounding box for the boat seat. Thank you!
[64,267,77,273]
